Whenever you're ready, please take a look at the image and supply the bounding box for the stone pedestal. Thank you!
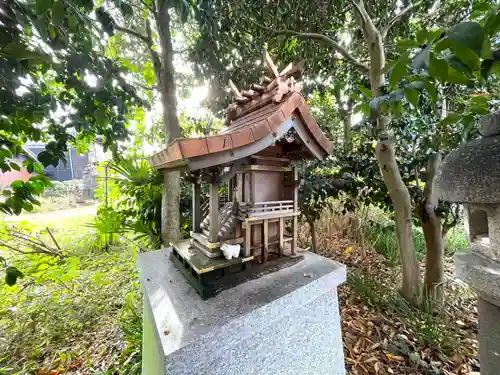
[137,249,346,375]
[455,250,500,375]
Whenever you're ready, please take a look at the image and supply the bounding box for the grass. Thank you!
[362,221,468,265]
[0,211,142,375]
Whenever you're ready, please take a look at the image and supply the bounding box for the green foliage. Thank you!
[93,158,163,248]
[369,5,500,120]
[0,214,141,374]
[0,1,143,215]
[93,157,195,248]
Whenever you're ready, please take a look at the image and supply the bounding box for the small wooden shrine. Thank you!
[149,52,333,298]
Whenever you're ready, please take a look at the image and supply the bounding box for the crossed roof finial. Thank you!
[225,51,304,125]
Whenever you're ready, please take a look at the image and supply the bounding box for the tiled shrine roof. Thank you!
[149,53,333,171]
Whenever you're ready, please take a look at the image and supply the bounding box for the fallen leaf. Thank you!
[386,353,405,362]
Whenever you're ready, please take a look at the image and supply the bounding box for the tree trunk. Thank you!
[376,139,421,302]
[342,113,352,152]
[309,218,318,253]
[156,2,182,245]
[353,3,421,302]
[420,154,444,304]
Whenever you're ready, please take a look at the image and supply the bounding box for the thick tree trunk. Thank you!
[420,154,444,304]
[156,2,182,245]
[376,139,421,302]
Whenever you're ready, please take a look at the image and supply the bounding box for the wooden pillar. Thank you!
[279,217,284,256]
[209,181,219,243]
[248,172,254,202]
[262,219,269,263]
[192,181,202,233]
[236,173,243,202]
[228,178,233,202]
[244,223,251,257]
[292,166,299,255]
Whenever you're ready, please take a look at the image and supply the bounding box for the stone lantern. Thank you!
[435,110,500,375]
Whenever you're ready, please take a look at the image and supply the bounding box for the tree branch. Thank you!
[381,1,422,39]
[115,25,150,44]
[139,0,155,13]
[248,19,369,75]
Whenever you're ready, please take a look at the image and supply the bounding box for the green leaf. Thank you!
[119,2,134,16]
[404,86,419,108]
[9,162,20,171]
[0,149,13,160]
[391,100,403,116]
[68,14,78,31]
[51,1,65,26]
[482,37,492,59]
[3,43,30,59]
[448,66,473,85]
[428,53,449,82]
[358,85,373,98]
[37,150,54,167]
[142,61,156,86]
[484,9,500,35]
[440,113,462,126]
[416,29,426,45]
[5,266,24,286]
[95,108,107,124]
[389,58,408,89]
[450,44,480,70]
[354,102,370,116]
[27,162,43,174]
[423,79,437,104]
[481,59,494,79]
[446,21,485,56]
[396,39,419,50]
[36,0,53,14]
[445,54,472,74]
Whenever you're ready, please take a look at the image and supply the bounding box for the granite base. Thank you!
[137,248,346,375]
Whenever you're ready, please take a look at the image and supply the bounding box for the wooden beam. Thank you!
[192,181,202,233]
[251,155,290,163]
[263,219,269,263]
[228,79,242,98]
[265,50,280,78]
[242,165,292,172]
[209,181,219,243]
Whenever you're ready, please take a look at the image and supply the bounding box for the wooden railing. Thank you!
[239,200,294,217]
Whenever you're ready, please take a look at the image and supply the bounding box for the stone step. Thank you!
[190,239,221,259]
